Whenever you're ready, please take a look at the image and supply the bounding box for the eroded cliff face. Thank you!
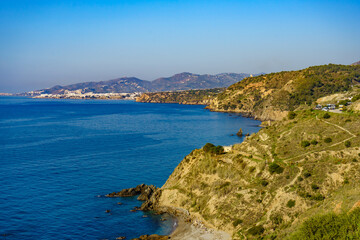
[207,98,288,121]
[153,110,360,239]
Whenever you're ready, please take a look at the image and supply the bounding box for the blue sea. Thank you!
[0,97,261,240]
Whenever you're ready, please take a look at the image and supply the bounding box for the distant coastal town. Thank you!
[31,91,141,100]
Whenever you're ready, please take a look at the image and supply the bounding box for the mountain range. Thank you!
[26,72,253,95]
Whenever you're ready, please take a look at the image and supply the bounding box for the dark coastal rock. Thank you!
[245,133,250,136]
[137,185,157,201]
[131,234,170,240]
[105,184,158,200]
[236,128,243,136]
[140,189,162,211]
[116,237,126,240]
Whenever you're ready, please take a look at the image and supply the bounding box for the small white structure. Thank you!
[223,146,232,152]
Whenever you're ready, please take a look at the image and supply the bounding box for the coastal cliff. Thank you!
[136,64,360,121]
[115,64,360,239]
[136,109,360,239]
[207,64,360,121]
[136,88,223,105]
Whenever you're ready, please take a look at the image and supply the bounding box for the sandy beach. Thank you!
[170,218,231,240]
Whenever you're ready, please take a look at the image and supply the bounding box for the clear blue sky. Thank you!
[0,0,359,93]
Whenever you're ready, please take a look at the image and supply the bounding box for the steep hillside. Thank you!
[25,73,251,96]
[136,88,223,105]
[208,64,360,121]
[151,109,360,239]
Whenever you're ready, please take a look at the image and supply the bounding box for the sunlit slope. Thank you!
[157,110,360,239]
[208,64,360,120]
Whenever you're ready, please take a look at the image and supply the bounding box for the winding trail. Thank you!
[283,116,356,161]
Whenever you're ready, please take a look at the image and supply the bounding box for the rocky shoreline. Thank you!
[106,184,230,240]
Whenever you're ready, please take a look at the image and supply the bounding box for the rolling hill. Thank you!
[208,64,360,120]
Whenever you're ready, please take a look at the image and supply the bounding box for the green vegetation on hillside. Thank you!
[291,208,360,239]
[136,88,223,104]
[210,64,360,120]
[159,108,360,239]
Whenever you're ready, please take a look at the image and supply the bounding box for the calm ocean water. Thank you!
[0,97,261,240]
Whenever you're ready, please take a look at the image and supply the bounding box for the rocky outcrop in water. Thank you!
[106,184,158,202]
[236,128,243,136]
[131,234,170,240]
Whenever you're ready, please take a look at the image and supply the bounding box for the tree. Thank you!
[268,163,284,174]
[203,143,215,152]
[323,113,330,119]
[301,140,311,147]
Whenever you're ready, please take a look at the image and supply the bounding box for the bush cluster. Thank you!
[293,208,360,239]
[301,139,318,147]
[268,163,284,174]
[203,143,224,155]
[247,225,265,236]
[323,112,331,119]
[287,200,296,208]
[301,140,311,148]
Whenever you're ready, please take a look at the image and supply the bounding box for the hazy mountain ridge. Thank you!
[25,72,252,95]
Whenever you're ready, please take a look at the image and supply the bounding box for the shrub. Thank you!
[233,219,243,227]
[297,176,304,181]
[215,145,225,154]
[301,140,311,147]
[311,184,319,190]
[261,180,269,187]
[324,137,332,143]
[288,111,297,119]
[247,225,265,236]
[303,171,312,178]
[345,140,351,148]
[310,193,325,201]
[203,143,215,152]
[203,143,224,155]
[268,163,284,174]
[287,200,296,208]
[323,113,331,119]
[311,140,318,145]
